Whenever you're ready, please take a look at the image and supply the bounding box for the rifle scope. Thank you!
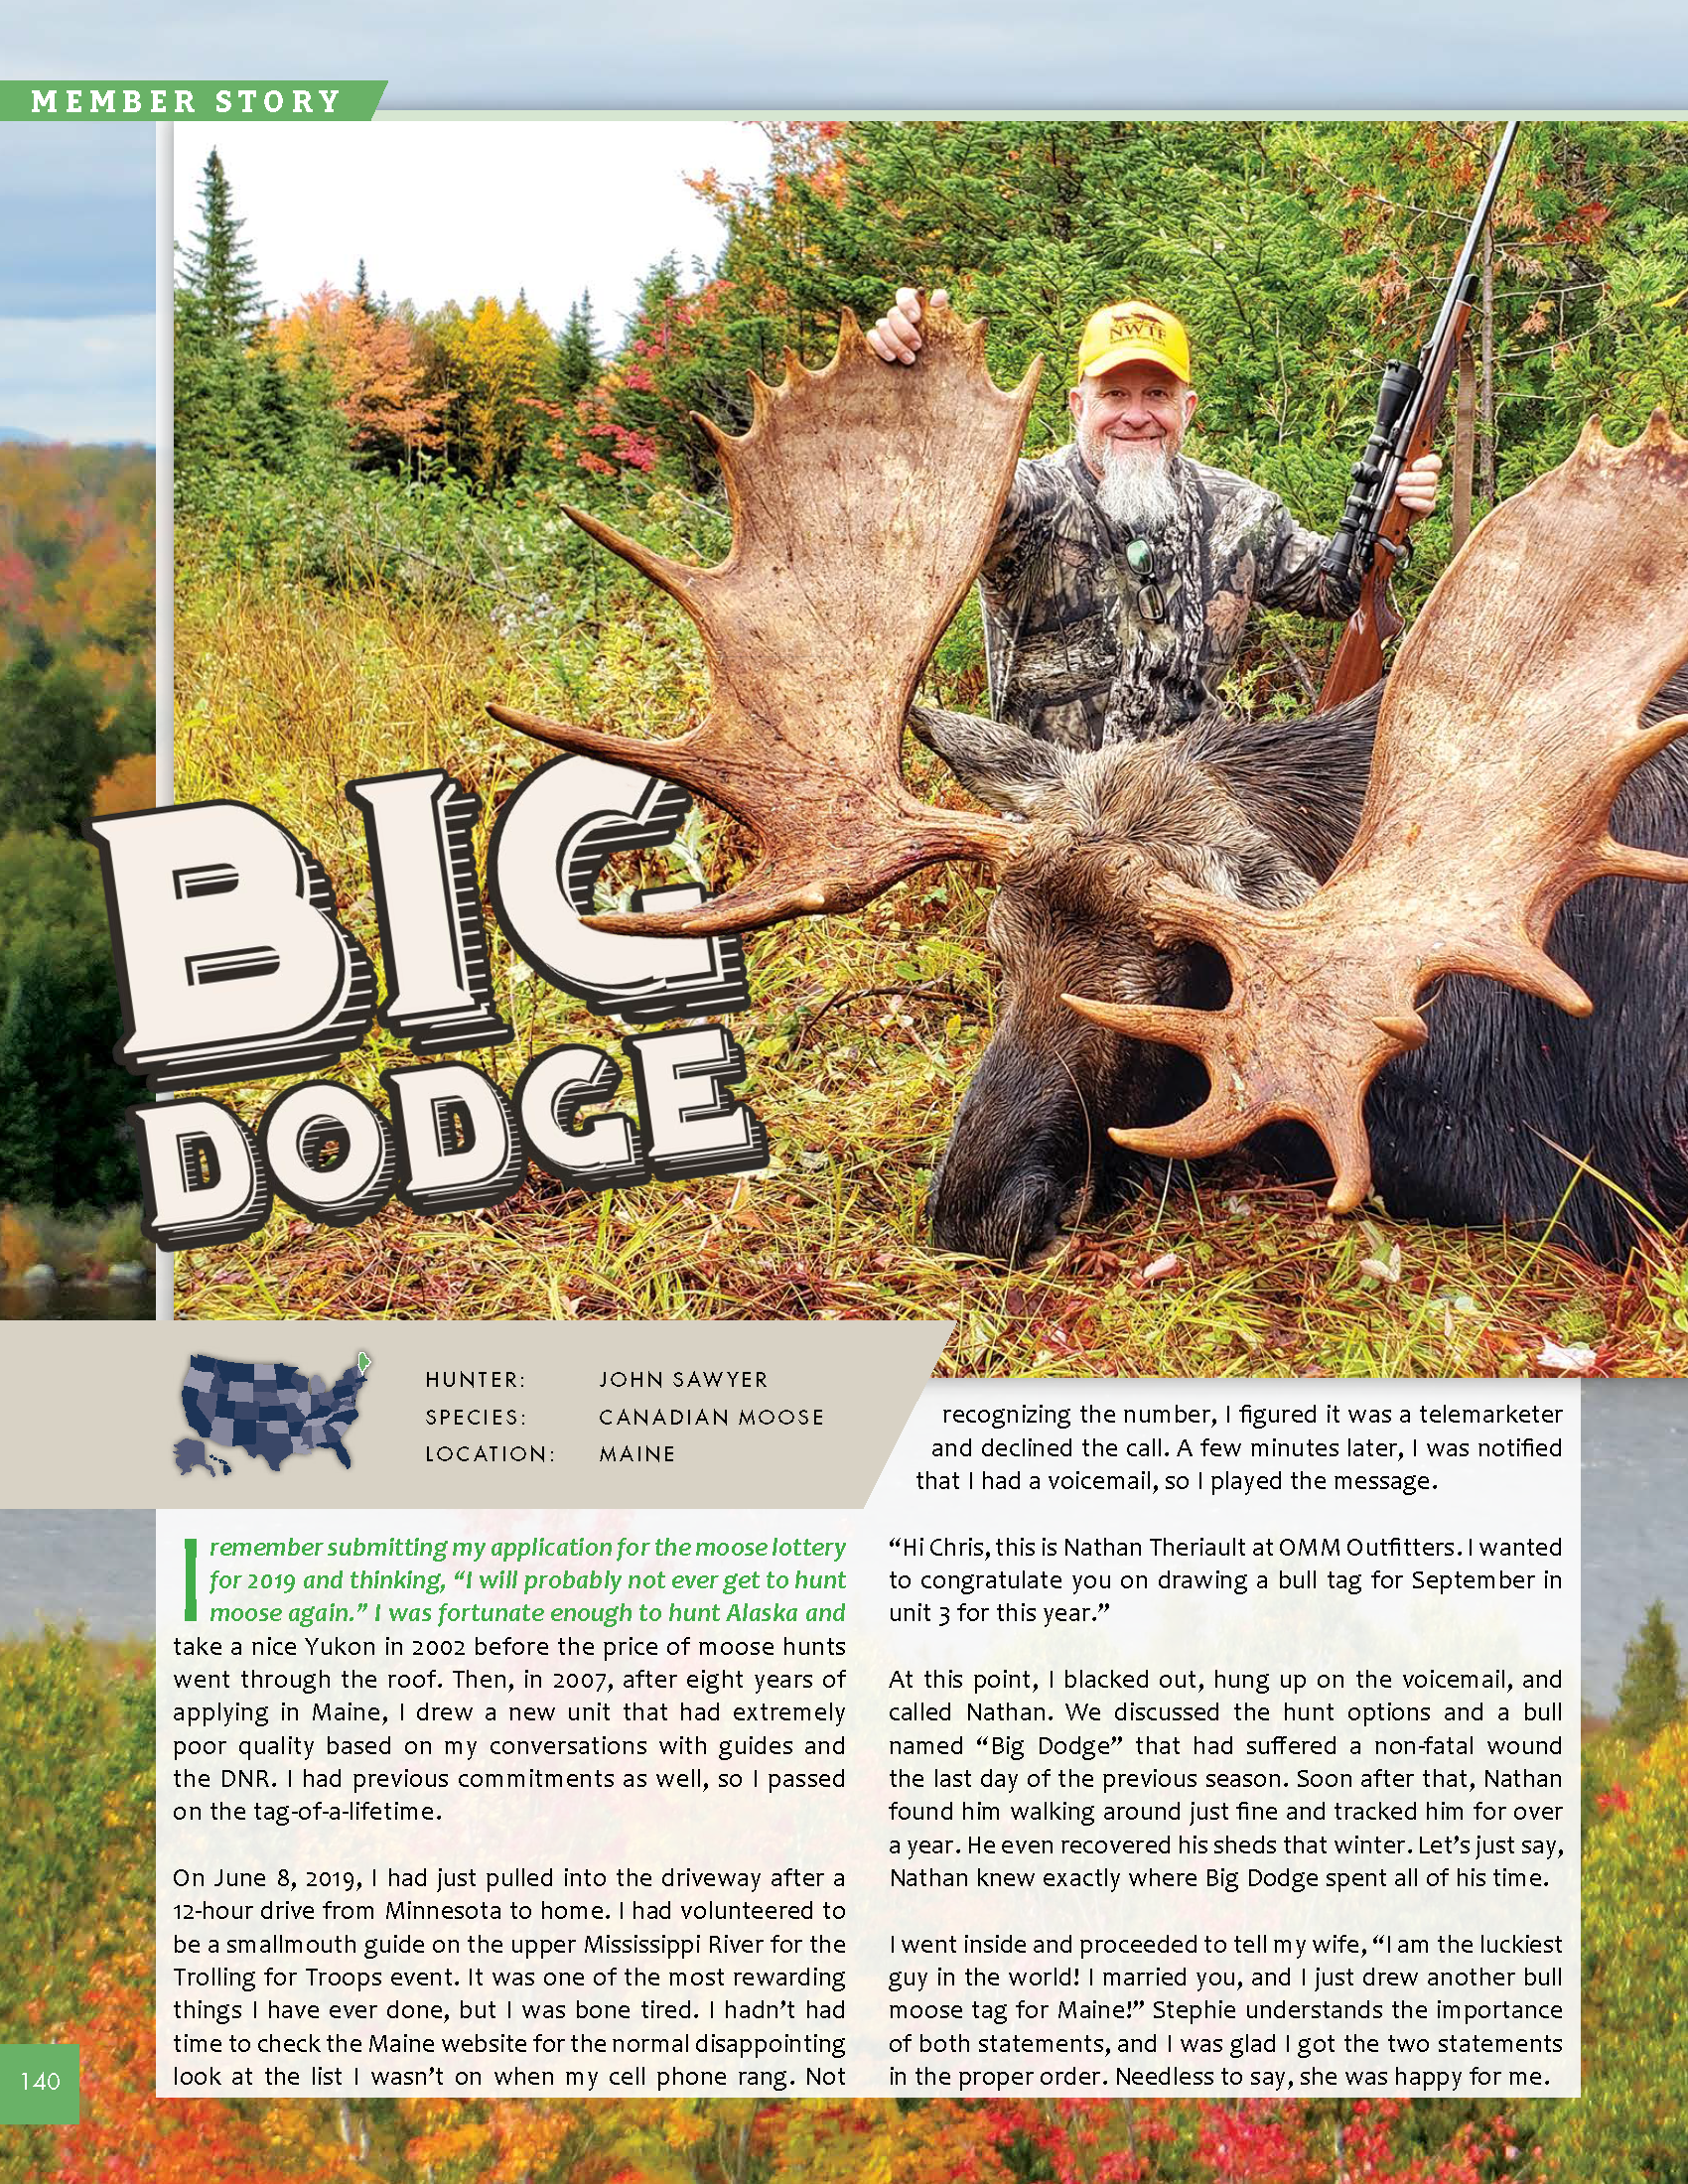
[1317,122,1519,590]
[1319,359,1421,583]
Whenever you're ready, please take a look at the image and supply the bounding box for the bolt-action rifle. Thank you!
[1316,123,1519,711]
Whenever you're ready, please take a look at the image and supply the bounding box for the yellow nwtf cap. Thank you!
[1076,300,1192,383]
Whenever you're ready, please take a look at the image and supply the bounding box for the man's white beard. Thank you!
[1091,437,1180,535]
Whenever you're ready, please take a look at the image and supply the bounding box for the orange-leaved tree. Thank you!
[49,1944,306,2184]
[268,285,452,468]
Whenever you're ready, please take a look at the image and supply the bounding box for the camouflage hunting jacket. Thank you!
[980,443,1359,748]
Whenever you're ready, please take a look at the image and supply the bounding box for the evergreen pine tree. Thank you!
[553,291,601,401]
[1614,1599,1684,1743]
[172,287,225,474]
[0,654,106,834]
[107,673,156,760]
[179,148,266,342]
[248,347,304,472]
[633,253,682,330]
[0,945,59,1206]
[0,833,141,1213]
[351,258,389,323]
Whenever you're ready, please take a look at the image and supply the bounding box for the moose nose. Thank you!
[930,1166,1068,1267]
[928,1023,1107,1265]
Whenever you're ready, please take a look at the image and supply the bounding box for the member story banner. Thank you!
[4,80,386,119]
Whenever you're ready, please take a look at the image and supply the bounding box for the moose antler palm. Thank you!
[489,300,1039,933]
[1065,411,1688,1209]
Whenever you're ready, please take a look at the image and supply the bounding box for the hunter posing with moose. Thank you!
[495,262,1688,1274]
[868,287,1443,744]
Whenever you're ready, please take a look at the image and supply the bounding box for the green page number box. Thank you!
[0,2046,78,2125]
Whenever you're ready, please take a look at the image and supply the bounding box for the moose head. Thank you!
[491,302,1688,1266]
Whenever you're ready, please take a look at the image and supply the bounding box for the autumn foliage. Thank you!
[0,440,153,1220]
[9,1627,1688,2184]
[0,444,154,695]
[267,285,451,462]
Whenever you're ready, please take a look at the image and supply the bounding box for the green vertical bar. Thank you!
[185,1537,198,1621]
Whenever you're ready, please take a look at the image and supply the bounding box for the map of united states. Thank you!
[173,1354,368,1477]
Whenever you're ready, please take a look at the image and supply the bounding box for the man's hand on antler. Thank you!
[1395,453,1443,521]
[869,285,950,364]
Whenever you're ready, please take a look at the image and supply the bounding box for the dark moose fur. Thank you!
[917,670,1688,1267]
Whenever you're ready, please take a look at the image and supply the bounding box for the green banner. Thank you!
[4,79,385,119]
[0,2047,78,2126]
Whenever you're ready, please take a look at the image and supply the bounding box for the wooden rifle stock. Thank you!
[1318,299,1474,709]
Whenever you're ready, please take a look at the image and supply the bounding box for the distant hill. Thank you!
[0,432,153,453]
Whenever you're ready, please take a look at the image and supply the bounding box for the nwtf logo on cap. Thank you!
[1110,313,1172,346]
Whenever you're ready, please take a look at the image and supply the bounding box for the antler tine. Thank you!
[581,809,1022,940]
[493,294,1041,941]
[587,873,844,940]
[1062,993,1235,1059]
[1596,836,1688,887]
[1112,1094,1269,1162]
[1452,939,1594,1017]
[1066,988,1395,1207]
[1576,709,1688,887]
[1113,1089,1378,1215]
[1060,410,1688,1210]
[557,500,709,622]
[1134,870,1283,964]
[1614,705,1688,771]
[488,701,722,807]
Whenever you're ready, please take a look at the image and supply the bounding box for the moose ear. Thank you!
[1187,825,1319,911]
[911,706,1071,818]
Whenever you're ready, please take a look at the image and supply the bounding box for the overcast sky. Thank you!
[0,126,154,442]
[8,8,1683,436]
[174,121,770,340]
[15,1,1688,106]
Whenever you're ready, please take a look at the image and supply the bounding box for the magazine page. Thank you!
[1,77,1684,2184]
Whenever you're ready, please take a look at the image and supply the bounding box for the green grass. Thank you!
[172,503,1688,1376]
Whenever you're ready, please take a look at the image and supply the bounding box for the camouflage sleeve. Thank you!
[1253,497,1361,620]
[981,457,1060,581]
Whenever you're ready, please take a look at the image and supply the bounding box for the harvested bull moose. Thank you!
[491,302,1688,1268]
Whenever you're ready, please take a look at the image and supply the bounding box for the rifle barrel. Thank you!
[1419,122,1519,376]
[1316,122,1522,698]
[1322,121,1520,587]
